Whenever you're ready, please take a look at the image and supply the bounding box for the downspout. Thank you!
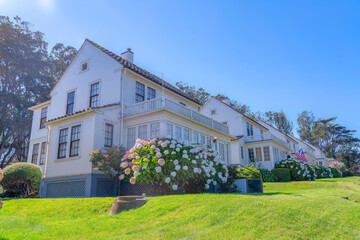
[120,68,127,146]
[43,124,51,178]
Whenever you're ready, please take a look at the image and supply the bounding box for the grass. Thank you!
[0,177,359,240]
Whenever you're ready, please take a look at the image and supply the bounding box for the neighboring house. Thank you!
[27,39,233,198]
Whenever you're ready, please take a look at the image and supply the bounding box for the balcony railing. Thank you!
[124,98,230,134]
[244,133,292,149]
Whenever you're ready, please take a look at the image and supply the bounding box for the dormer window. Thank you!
[211,109,216,115]
[81,62,88,71]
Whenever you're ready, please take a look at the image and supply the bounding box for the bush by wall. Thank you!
[275,159,316,181]
[235,165,261,180]
[271,168,291,182]
[313,165,333,179]
[342,170,354,177]
[330,167,342,178]
[259,168,277,182]
[0,163,42,198]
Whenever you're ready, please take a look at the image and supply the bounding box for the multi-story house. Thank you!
[27,39,233,198]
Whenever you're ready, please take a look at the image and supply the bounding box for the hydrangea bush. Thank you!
[122,138,229,193]
[275,159,316,181]
[312,165,333,179]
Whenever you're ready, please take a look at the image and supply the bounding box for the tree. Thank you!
[214,94,253,116]
[49,43,77,80]
[264,111,293,135]
[297,110,315,143]
[0,16,76,168]
[175,81,210,104]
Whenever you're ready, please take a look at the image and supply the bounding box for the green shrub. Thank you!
[0,163,42,197]
[313,165,333,179]
[259,168,277,182]
[272,168,291,182]
[342,170,354,177]
[275,159,316,181]
[235,165,261,180]
[330,167,342,178]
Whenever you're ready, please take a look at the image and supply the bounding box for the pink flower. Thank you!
[132,165,140,171]
[156,152,162,158]
[155,148,160,153]
[119,174,125,180]
[125,168,131,175]
[121,161,128,168]
[158,158,165,166]
[123,154,129,159]
[130,177,136,184]
[161,142,167,148]
[197,168,202,174]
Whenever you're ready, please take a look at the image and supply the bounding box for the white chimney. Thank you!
[221,98,230,105]
[121,48,134,63]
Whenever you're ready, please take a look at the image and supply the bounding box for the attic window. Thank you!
[81,62,88,71]
[211,109,216,115]
[222,121,228,125]
[179,102,186,107]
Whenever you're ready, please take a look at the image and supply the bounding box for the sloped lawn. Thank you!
[0,177,359,239]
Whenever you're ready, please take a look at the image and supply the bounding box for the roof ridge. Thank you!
[86,39,201,105]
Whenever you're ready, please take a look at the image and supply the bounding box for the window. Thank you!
[31,143,40,164]
[222,121,228,126]
[105,124,114,147]
[241,146,244,159]
[200,135,206,145]
[248,148,255,162]
[179,102,186,107]
[138,125,147,140]
[207,137,212,146]
[147,87,156,100]
[219,143,225,161]
[193,132,199,143]
[166,123,173,138]
[135,82,145,103]
[255,147,262,162]
[184,129,190,142]
[58,128,68,159]
[90,82,100,107]
[273,148,279,163]
[211,109,216,115]
[66,91,75,114]
[40,107,47,129]
[319,161,323,166]
[246,122,253,136]
[263,146,270,161]
[39,142,46,165]
[82,62,88,71]
[70,125,81,157]
[127,127,136,148]
[175,126,182,140]
[225,144,229,164]
[150,122,160,139]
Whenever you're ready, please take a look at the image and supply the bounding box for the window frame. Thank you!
[263,146,271,161]
[135,81,145,103]
[138,124,148,140]
[147,87,156,100]
[248,148,255,162]
[150,122,160,139]
[175,126,182,140]
[39,142,46,165]
[69,125,81,157]
[66,91,75,114]
[166,123,173,138]
[104,123,114,147]
[31,143,40,164]
[89,82,100,107]
[57,128,69,159]
[255,147,262,162]
[39,107,48,129]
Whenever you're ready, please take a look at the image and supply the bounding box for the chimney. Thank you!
[221,98,230,105]
[121,48,134,63]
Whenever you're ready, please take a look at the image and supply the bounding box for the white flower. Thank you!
[170,144,176,148]
[191,160,197,164]
[171,151,176,155]
[195,156,199,159]
[172,185,178,190]
[182,154,189,159]
[204,184,210,189]
[171,172,177,177]
[207,179,211,184]
[173,160,179,165]
[164,150,169,155]
[183,166,188,170]
[155,166,162,173]
[183,150,187,154]
[193,167,198,173]
[175,165,181,171]
[136,143,143,149]
[176,148,180,152]
[165,177,171,184]
[134,171,140,177]
[136,156,140,160]
[213,181,217,186]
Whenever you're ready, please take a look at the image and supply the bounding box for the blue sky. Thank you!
[1,0,360,137]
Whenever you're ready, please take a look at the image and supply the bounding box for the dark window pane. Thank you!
[147,87,156,100]
[104,123,113,147]
[90,82,100,107]
[32,143,40,164]
[70,125,81,157]
[66,91,75,114]
[135,82,145,103]
[40,107,47,129]
[58,128,68,158]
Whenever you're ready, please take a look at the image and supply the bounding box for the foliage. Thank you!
[0,16,76,168]
[0,168,2,209]
[121,138,229,194]
[297,110,316,143]
[234,165,261,180]
[342,170,354,177]
[330,167,342,178]
[218,165,238,193]
[0,162,41,197]
[259,168,277,182]
[312,165,333,179]
[90,145,128,191]
[263,110,293,135]
[271,168,291,182]
[275,159,316,181]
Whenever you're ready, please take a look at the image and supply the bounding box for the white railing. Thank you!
[245,133,292,149]
[124,98,229,134]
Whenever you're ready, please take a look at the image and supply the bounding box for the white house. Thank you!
[27,39,234,198]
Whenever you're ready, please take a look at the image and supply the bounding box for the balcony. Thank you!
[244,133,292,150]
[124,98,229,134]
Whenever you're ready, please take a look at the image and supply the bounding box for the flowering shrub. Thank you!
[275,159,316,181]
[122,138,229,194]
[330,167,342,178]
[312,165,333,179]
[0,168,3,210]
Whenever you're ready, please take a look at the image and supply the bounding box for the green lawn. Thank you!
[1,177,359,240]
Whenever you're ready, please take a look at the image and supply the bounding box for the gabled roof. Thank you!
[46,103,120,124]
[85,39,201,105]
[203,96,269,131]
